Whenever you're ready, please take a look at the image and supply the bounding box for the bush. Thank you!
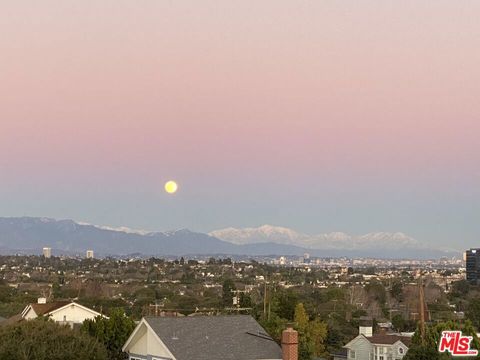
[81,309,136,360]
[0,319,108,360]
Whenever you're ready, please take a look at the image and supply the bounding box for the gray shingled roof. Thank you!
[145,315,282,360]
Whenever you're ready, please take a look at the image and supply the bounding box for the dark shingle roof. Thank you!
[367,334,412,346]
[30,301,71,316]
[145,315,282,360]
[0,314,22,327]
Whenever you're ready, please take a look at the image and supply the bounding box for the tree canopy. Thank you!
[81,308,136,360]
[294,303,328,360]
[0,319,108,360]
[404,320,480,360]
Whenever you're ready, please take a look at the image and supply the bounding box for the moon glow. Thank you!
[164,181,178,194]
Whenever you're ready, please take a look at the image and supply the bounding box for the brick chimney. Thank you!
[281,325,298,360]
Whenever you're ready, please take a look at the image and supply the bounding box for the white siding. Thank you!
[49,304,99,324]
[130,325,148,355]
[147,329,172,358]
[127,323,174,359]
[23,307,38,320]
[346,336,373,360]
[390,342,407,359]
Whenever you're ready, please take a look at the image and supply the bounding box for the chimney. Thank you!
[378,327,387,335]
[359,316,373,337]
[281,325,298,360]
[37,297,47,304]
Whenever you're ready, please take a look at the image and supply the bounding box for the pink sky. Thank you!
[1,1,479,242]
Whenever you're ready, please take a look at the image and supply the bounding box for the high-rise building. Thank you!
[86,250,94,259]
[43,247,52,258]
[303,252,310,264]
[466,248,480,284]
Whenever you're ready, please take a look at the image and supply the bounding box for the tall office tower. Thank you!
[466,248,480,284]
[86,250,94,259]
[43,247,52,258]
[303,252,310,264]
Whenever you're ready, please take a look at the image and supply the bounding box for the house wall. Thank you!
[146,329,172,358]
[49,304,99,323]
[373,345,391,360]
[129,355,172,360]
[23,308,37,320]
[130,326,148,355]
[390,342,408,359]
[346,336,373,360]
[127,323,174,360]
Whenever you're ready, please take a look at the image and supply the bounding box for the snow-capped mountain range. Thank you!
[210,225,421,250]
[0,217,460,259]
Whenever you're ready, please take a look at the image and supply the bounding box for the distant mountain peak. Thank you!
[209,225,305,245]
[210,225,421,251]
[0,217,460,259]
[77,222,153,236]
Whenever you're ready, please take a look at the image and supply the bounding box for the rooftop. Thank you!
[29,301,71,316]
[366,334,412,346]
[144,315,282,360]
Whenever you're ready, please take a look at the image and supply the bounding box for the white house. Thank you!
[18,298,106,327]
[122,315,287,360]
[342,333,410,360]
[334,319,411,360]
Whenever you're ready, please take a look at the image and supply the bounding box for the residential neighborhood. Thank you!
[0,254,477,359]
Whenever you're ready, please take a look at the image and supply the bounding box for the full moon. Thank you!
[164,181,178,194]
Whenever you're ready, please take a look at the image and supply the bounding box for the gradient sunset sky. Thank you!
[1,1,479,249]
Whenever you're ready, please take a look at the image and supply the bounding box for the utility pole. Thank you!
[268,281,273,320]
[419,276,426,345]
[263,277,268,318]
[231,289,247,309]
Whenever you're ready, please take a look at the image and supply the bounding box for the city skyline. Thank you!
[1,1,479,250]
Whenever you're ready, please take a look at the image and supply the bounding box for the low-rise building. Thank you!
[343,333,410,360]
[3,298,106,328]
[338,321,411,360]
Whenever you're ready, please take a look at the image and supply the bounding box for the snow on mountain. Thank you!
[0,218,459,258]
[210,225,420,250]
[77,222,153,236]
[209,225,307,245]
[354,232,418,249]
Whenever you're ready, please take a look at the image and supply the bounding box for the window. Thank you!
[349,350,356,358]
[398,347,404,354]
[379,356,384,360]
